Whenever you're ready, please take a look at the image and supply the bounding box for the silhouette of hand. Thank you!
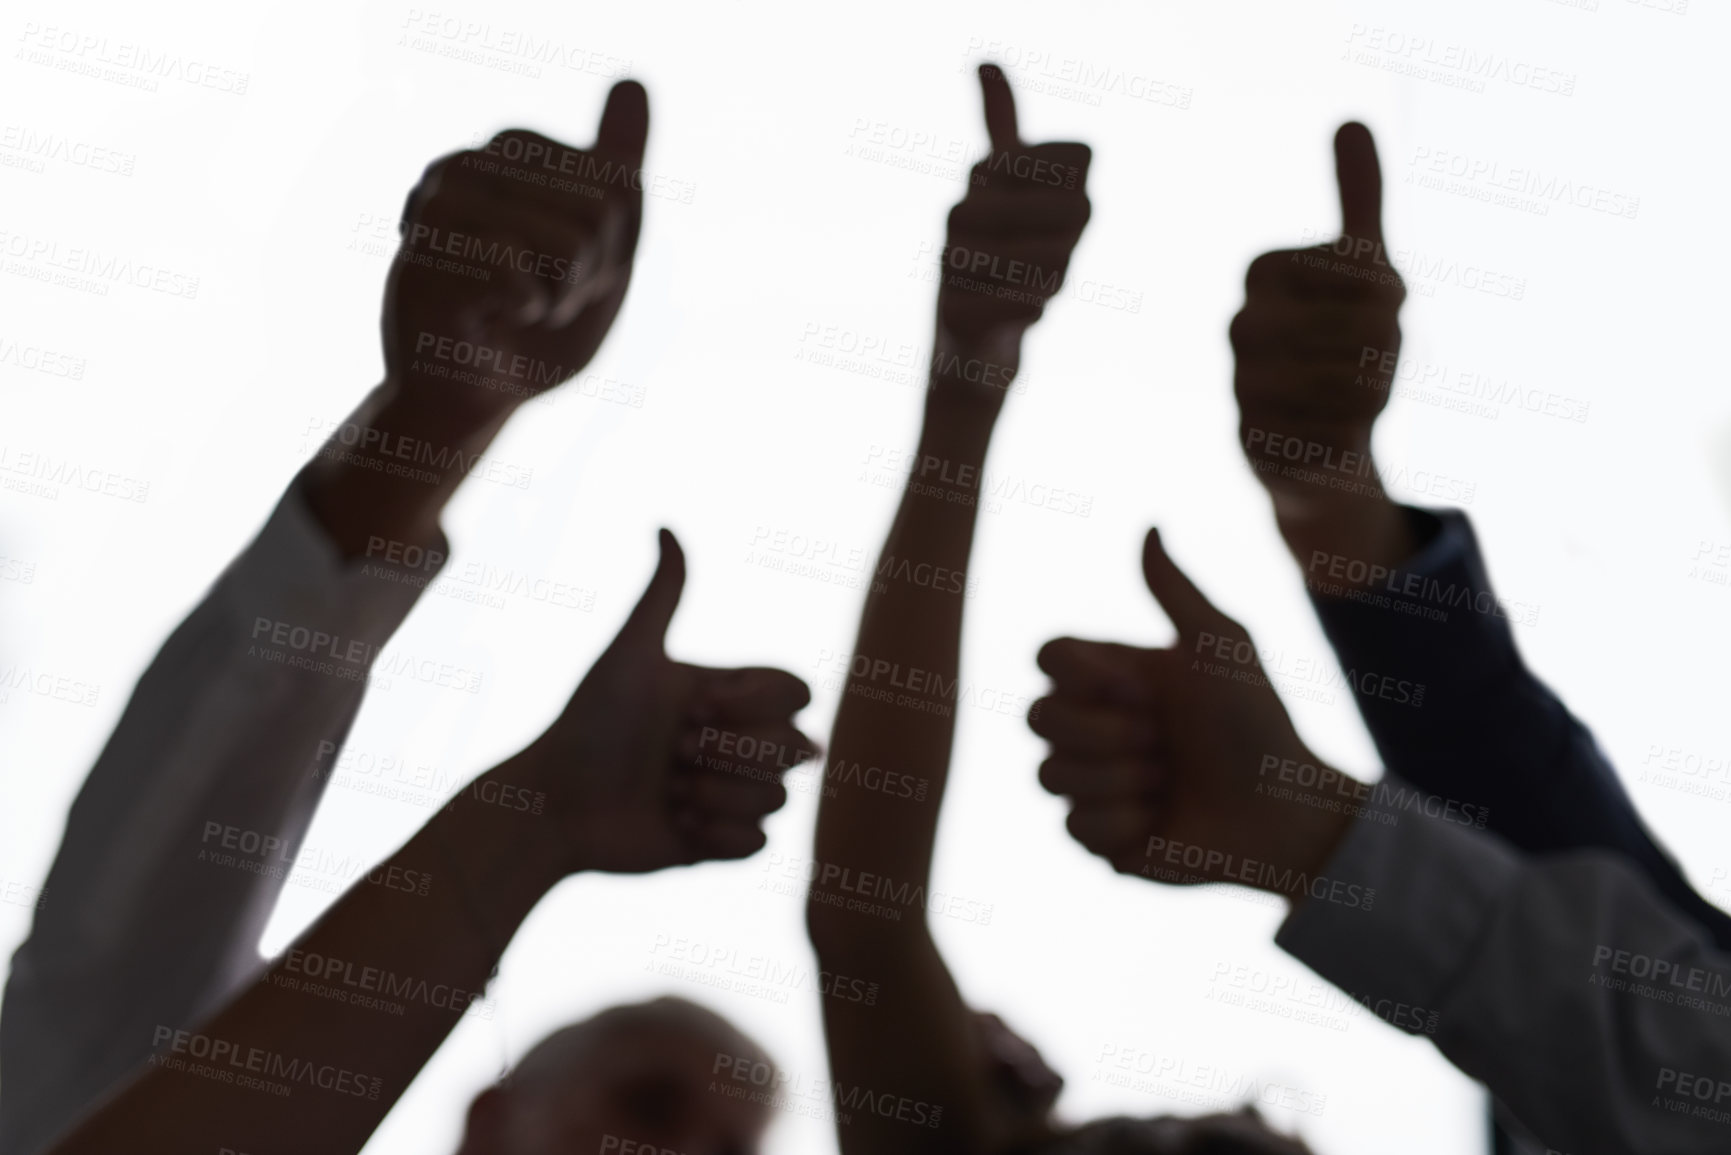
[1030,530,1351,893]
[1230,123,1404,505]
[508,531,816,877]
[935,64,1091,394]
[383,80,650,427]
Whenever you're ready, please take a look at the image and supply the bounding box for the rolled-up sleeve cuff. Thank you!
[218,471,450,655]
[1274,789,1522,1025]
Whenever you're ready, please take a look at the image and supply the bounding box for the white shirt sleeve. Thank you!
[0,472,445,1155]
[1276,785,1731,1155]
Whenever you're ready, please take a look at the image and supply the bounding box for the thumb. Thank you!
[1141,528,1224,639]
[595,79,650,166]
[1333,121,1383,245]
[614,528,685,650]
[979,62,1020,153]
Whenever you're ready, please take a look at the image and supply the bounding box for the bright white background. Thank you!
[1,1,1726,1152]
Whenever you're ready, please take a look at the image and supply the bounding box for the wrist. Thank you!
[476,751,592,884]
[1257,761,1363,905]
[909,400,996,510]
[376,375,521,451]
[1289,804,1355,884]
[383,340,540,426]
[301,383,517,559]
[1236,745,1367,893]
[1244,418,1378,505]
[425,777,564,949]
[1273,491,1418,584]
[921,385,1001,439]
[928,324,1022,409]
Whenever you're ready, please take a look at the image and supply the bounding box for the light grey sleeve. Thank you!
[0,474,445,1155]
[1276,786,1731,1155]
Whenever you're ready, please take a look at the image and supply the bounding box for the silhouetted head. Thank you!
[970,1012,1311,1155]
[455,997,776,1155]
[1018,1108,1316,1155]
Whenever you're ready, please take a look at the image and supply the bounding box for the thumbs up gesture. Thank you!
[501,531,818,877]
[934,64,1093,398]
[383,80,652,429]
[1028,531,1355,896]
[1230,123,1405,512]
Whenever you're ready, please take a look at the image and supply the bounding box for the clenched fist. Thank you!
[1029,530,1356,899]
[384,80,651,427]
[934,64,1092,400]
[1230,123,1404,511]
[501,530,818,878]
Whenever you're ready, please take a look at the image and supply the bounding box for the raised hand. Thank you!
[384,80,651,427]
[502,530,817,877]
[1230,123,1405,515]
[1029,530,1353,895]
[934,63,1092,401]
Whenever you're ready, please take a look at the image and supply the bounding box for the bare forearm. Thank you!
[1267,438,1419,582]
[812,389,999,942]
[806,364,1007,1155]
[51,761,559,1155]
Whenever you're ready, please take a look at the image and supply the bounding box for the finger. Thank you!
[476,271,551,327]
[404,189,581,324]
[948,191,1092,239]
[680,721,817,775]
[1229,299,1382,356]
[1233,367,1389,427]
[447,132,620,227]
[1035,638,1158,707]
[547,234,611,328]
[689,666,813,724]
[1038,756,1161,801]
[1034,141,1091,187]
[398,148,464,233]
[1242,248,1309,297]
[614,528,685,649]
[681,768,789,820]
[545,205,635,328]
[399,181,432,236]
[1334,121,1383,245]
[939,243,1078,303]
[1141,527,1227,639]
[1065,803,1155,858]
[1231,301,1395,360]
[1242,251,1402,309]
[684,818,769,861]
[1028,697,1158,758]
[965,142,1092,195]
[595,79,649,165]
[1242,246,1391,301]
[978,63,1019,152]
[422,170,603,257]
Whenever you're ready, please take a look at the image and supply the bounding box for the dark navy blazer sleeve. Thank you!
[1305,505,1731,949]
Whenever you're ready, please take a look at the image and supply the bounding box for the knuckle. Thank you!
[1037,758,1064,793]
